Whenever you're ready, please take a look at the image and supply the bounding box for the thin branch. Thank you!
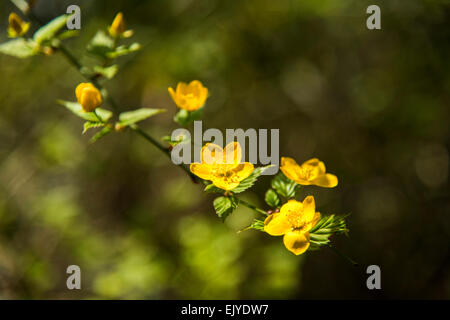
[239,199,268,217]
[327,244,359,267]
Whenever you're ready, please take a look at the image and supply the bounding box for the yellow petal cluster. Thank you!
[75,83,103,112]
[168,80,208,111]
[8,13,30,38]
[280,157,338,188]
[264,196,320,255]
[190,142,254,191]
[108,12,133,38]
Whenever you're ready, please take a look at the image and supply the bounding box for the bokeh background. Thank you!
[0,0,449,299]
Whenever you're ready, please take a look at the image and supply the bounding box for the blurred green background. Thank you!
[0,0,449,299]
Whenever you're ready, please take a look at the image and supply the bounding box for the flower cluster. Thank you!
[0,6,349,258]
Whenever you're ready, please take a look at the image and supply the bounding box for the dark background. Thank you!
[0,0,449,299]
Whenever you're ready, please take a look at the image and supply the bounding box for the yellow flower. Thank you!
[8,13,30,38]
[108,12,133,38]
[280,157,338,188]
[75,83,103,112]
[190,142,254,191]
[168,80,208,111]
[264,196,321,255]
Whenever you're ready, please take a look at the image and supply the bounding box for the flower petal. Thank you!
[201,143,223,164]
[224,142,242,164]
[177,82,189,95]
[232,162,254,181]
[212,178,240,191]
[302,196,316,222]
[312,173,338,188]
[304,211,321,232]
[264,212,291,236]
[190,163,212,180]
[280,157,304,183]
[279,199,303,217]
[302,158,326,175]
[168,87,177,103]
[283,231,310,255]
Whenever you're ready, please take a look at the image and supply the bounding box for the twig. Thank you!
[327,244,359,267]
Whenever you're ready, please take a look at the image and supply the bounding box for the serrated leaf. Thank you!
[57,100,112,122]
[0,38,36,58]
[83,121,105,134]
[265,189,280,208]
[93,64,118,79]
[90,126,112,143]
[118,108,166,127]
[238,219,265,233]
[271,172,298,198]
[231,165,272,194]
[204,183,224,194]
[309,214,349,248]
[33,15,70,45]
[213,196,238,221]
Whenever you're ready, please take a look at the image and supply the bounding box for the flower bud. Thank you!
[168,80,208,111]
[114,123,126,132]
[75,83,103,112]
[8,13,30,38]
[109,12,126,37]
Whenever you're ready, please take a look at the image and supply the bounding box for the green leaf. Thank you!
[271,172,298,199]
[173,108,203,126]
[231,165,273,194]
[90,127,112,143]
[0,38,36,58]
[265,189,280,208]
[33,15,70,45]
[118,108,166,127]
[87,30,114,58]
[57,100,113,122]
[105,43,141,59]
[83,121,105,134]
[204,183,224,194]
[238,219,265,233]
[93,65,119,79]
[213,196,238,221]
[57,30,80,41]
[309,214,349,249]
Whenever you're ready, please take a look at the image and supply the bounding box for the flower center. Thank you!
[299,165,318,181]
[212,165,239,183]
[286,210,306,231]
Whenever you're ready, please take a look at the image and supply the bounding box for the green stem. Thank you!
[239,199,268,217]
[327,244,358,267]
[93,109,104,123]
[131,126,198,182]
